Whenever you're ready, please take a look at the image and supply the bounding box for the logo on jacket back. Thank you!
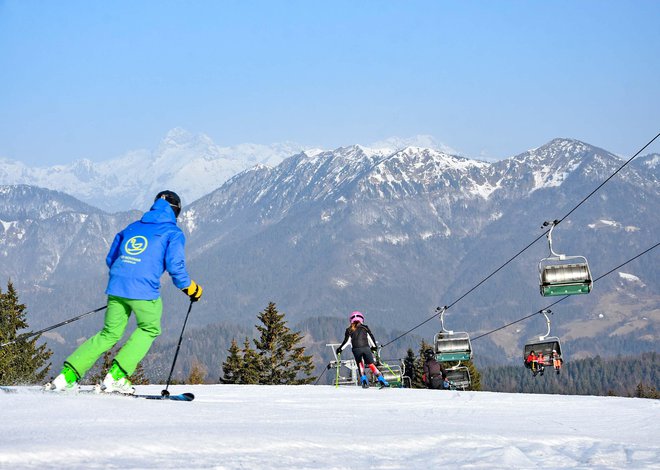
[125,236,148,255]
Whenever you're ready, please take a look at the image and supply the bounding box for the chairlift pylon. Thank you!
[539,220,592,296]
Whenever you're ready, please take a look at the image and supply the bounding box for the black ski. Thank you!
[136,392,195,401]
[62,387,195,401]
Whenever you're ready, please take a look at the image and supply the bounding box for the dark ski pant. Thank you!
[353,347,381,376]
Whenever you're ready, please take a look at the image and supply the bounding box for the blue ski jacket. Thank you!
[105,198,191,300]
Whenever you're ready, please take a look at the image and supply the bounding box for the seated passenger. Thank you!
[525,350,540,376]
[422,349,448,390]
[551,349,563,375]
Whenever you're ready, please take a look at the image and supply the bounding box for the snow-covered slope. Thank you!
[0,385,657,469]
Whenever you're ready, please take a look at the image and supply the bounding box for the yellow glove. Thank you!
[182,280,203,302]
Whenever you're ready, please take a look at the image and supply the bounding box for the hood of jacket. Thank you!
[141,198,177,225]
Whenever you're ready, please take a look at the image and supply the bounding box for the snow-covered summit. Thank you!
[0,129,310,212]
[369,134,460,156]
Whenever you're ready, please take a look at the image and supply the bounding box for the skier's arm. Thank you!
[106,233,122,268]
[336,329,350,354]
[440,362,447,379]
[365,326,377,349]
[165,230,203,301]
[165,230,192,289]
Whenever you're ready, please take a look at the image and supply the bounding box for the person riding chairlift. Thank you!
[422,348,449,390]
[552,349,563,375]
[525,350,543,377]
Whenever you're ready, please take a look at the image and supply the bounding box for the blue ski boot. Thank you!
[377,375,389,388]
[360,375,369,388]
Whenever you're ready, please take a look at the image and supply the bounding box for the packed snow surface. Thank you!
[1,385,658,469]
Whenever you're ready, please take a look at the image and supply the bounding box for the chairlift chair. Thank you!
[522,310,563,368]
[445,364,471,390]
[539,221,592,296]
[433,307,473,362]
[326,343,360,386]
[369,344,404,387]
[372,361,404,388]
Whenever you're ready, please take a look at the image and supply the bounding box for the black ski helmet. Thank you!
[424,348,435,360]
[155,190,181,217]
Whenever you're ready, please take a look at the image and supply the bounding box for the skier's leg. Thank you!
[356,358,369,387]
[113,297,162,375]
[65,296,131,378]
[367,363,380,374]
[367,361,389,386]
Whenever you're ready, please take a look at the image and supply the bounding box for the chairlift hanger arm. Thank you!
[436,306,451,333]
[539,309,552,339]
[542,220,563,258]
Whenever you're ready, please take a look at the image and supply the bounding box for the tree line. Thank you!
[1,281,658,400]
[480,352,659,398]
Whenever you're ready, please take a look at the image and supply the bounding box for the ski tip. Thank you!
[134,391,195,401]
[160,392,195,401]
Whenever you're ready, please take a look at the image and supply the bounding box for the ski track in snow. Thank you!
[1,385,659,469]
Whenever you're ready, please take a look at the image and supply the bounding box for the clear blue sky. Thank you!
[1,0,659,166]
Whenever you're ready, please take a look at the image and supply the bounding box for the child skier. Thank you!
[45,190,203,394]
[336,311,389,388]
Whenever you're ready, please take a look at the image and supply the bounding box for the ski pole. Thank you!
[380,360,400,387]
[335,352,341,388]
[162,300,194,397]
[313,365,330,385]
[0,305,107,349]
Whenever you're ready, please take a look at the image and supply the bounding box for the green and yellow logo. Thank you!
[125,236,148,255]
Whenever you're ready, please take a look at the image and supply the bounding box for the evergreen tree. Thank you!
[221,339,243,384]
[253,302,315,385]
[0,282,52,385]
[187,358,207,384]
[412,339,433,388]
[465,359,482,391]
[241,338,262,384]
[131,361,150,385]
[480,352,659,397]
[403,348,416,388]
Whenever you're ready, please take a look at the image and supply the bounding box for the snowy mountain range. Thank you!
[0,138,658,371]
[0,128,451,212]
[0,128,308,212]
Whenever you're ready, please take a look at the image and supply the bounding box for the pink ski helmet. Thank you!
[349,311,364,324]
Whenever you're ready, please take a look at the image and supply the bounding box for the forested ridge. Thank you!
[481,352,658,398]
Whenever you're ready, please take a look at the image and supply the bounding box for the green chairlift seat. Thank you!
[539,221,592,297]
[445,365,471,390]
[433,307,473,363]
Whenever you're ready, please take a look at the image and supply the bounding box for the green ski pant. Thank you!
[66,295,162,378]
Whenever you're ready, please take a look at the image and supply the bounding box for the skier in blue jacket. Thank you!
[45,190,203,394]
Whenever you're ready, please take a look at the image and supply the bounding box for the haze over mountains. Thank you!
[0,134,657,375]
